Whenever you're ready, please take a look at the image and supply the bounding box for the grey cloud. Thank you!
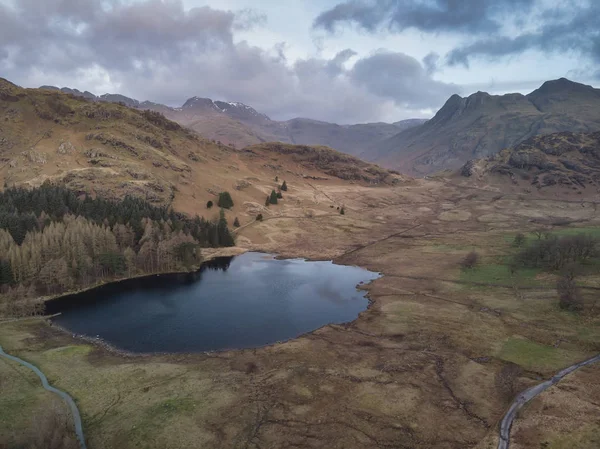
[314,0,535,34]
[326,49,357,75]
[233,8,268,31]
[1,0,236,73]
[314,0,599,78]
[313,0,386,33]
[447,3,600,67]
[349,52,459,109]
[423,52,440,75]
[0,0,451,123]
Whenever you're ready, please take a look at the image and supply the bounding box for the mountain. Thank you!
[142,98,426,156]
[40,85,139,107]
[38,85,425,156]
[2,79,400,218]
[458,131,600,195]
[40,85,97,100]
[367,78,600,175]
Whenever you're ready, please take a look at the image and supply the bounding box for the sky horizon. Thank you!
[1,0,598,124]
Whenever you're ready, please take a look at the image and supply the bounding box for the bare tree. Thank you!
[531,228,548,240]
[557,274,583,312]
[495,362,523,402]
[513,233,526,247]
[461,251,479,269]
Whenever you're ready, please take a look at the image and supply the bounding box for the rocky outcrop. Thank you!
[57,141,75,154]
[459,131,600,190]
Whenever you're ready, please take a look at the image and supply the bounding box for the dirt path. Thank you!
[498,353,600,449]
[337,223,422,259]
[0,344,87,449]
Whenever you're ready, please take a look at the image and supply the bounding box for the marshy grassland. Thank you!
[2,177,600,449]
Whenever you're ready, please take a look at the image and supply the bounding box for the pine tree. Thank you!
[217,209,235,247]
[0,184,239,305]
[280,181,288,191]
[275,176,279,182]
[206,200,213,209]
[340,207,345,215]
[265,196,270,207]
[269,190,278,205]
[217,192,234,209]
[0,259,13,286]
[276,191,283,199]
[233,217,240,227]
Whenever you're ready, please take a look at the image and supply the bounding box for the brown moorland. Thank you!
[1,82,600,449]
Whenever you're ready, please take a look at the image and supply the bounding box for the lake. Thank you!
[48,252,380,353]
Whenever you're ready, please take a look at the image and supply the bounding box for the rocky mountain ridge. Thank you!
[38,84,426,156]
[367,78,600,176]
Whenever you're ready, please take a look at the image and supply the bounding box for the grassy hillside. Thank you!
[243,142,403,185]
[1,79,404,235]
[0,78,224,206]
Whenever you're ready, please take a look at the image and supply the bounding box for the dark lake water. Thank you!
[48,252,380,353]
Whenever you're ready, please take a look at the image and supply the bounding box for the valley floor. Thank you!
[2,176,600,449]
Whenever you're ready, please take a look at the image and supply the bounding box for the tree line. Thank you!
[514,232,598,311]
[0,184,235,316]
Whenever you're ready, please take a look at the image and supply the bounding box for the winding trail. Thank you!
[498,354,600,449]
[0,344,87,449]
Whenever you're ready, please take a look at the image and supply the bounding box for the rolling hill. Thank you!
[367,78,600,175]
[1,79,401,219]
[38,85,425,156]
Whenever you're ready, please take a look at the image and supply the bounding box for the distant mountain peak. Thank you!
[29,81,422,157]
[537,77,582,90]
[428,92,468,125]
[99,93,139,107]
[367,77,600,176]
[526,77,600,112]
[181,96,269,120]
[529,77,598,97]
[182,96,218,110]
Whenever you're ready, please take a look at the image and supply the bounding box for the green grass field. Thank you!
[460,263,542,287]
[503,226,600,243]
[497,337,585,372]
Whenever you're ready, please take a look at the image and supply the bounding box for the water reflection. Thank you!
[49,252,380,353]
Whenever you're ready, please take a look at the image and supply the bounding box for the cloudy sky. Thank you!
[1,0,598,123]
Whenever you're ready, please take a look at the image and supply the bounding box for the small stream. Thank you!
[0,345,87,449]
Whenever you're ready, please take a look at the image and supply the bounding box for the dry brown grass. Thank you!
[1,174,599,449]
[26,400,79,449]
[2,85,600,448]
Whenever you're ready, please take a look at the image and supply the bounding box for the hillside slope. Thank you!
[39,85,425,156]
[2,79,209,205]
[458,131,600,197]
[369,78,600,175]
[1,80,401,222]
[243,142,402,185]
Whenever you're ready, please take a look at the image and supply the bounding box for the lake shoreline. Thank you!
[41,247,247,310]
[43,251,382,358]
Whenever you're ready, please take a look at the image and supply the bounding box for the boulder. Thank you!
[57,141,75,154]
